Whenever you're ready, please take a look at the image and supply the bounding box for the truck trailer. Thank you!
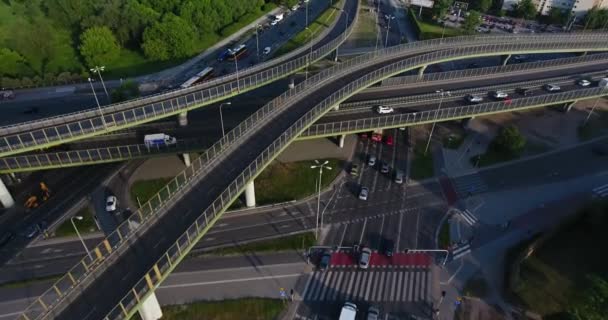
[144,134,177,147]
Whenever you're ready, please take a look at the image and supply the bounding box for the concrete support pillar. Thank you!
[288,78,295,89]
[502,54,511,66]
[182,153,191,167]
[417,65,427,79]
[138,292,163,320]
[565,101,576,112]
[0,177,15,209]
[245,181,256,208]
[338,135,346,148]
[178,111,188,127]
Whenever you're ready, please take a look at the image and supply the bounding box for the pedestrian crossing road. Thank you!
[301,268,432,303]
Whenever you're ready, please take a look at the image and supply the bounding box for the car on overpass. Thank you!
[544,83,561,92]
[577,79,591,87]
[375,105,394,114]
[465,94,483,103]
[491,90,509,99]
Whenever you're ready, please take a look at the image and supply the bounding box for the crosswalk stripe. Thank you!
[389,272,397,301]
[426,270,432,302]
[364,272,374,301]
[352,272,364,300]
[396,272,403,301]
[460,210,478,225]
[312,272,327,300]
[593,184,608,197]
[414,271,421,301]
[401,271,409,301]
[329,272,344,301]
[307,272,321,301]
[301,273,314,301]
[419,271,426,301]
[337,272,351,301]
[376,271,386,301]
[318,271,333,301]
[328,271,341,301]
[453,244,472,260]
[304,273,317,301]
[346,271,356,301]
[407,271,414,301]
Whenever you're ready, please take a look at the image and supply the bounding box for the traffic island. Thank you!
[52,207,98,237]
[410,143,434,180]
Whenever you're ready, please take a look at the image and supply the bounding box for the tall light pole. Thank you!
[306,27,313,81]
[374,0,381,53]
[583,87,606,126]
[335,9,350,62]
[219,102,232,137]
[90,66,110,103]
[234,56,240,92]
[88,78,107,129]
[255,24,261,62]
[424,89,451,155]
[71,216,93,260]
[385,15,395,48]
[310,160,332,240]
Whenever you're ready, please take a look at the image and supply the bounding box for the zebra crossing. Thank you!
[592,183,608,198]
[459,209,479,226]
[452,173,488,198]
[301,268,431,303]
[451,244,471,260]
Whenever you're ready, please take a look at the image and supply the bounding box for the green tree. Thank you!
[0,49,30,77]
[462,10,482,34]
[44,0,95,28]
[584,7,608,29]
[514,0,537,20]
[548,7,568,25]
[142,13,197,60]
[569,275,608,320]
[491,125,526,156]
[475,0,492,13]
[433,0,452,19]
[79,26,121,68]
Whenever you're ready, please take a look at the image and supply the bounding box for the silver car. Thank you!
[359,247,372,269]
[358,187,369,201]
[465,94,483,103]
[394,170,404,184]
[544,83,561,92]
[380,162,390,174]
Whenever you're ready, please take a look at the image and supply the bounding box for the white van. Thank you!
[339,302,358,320]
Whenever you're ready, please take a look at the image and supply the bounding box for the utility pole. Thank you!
[424,89,451,155]
[385,15,395,47]
[310,160,332,239]
[88,78,107,129]
[90,66,110,103]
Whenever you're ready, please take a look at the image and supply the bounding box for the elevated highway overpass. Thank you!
[2,53,608,173]
[17,33,608,320]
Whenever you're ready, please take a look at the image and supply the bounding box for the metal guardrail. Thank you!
[304,87,608,137]
[3,62,608,174]
[2,33,607,158]
[93,39,608,320]
[17,34,608,320]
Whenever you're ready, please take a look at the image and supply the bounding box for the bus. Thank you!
[180,67,214,88]
[227,44,247,61]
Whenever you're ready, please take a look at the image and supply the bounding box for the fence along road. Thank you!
[0,32,602,158]
[0,0,358,157]
[3,54,608,174]
[17,34,608,320]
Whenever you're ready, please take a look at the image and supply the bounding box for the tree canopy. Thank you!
[432,0,452,19]
[584,7,608,30]
[491,125,526,156]
[474,0,492,13]
[80,26,121,69]
[513,0,537,20]
[462,10,482,34]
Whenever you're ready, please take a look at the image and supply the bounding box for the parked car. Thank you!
[382,239,394,257]
[358,187,369,201]
[371,133,382,142]
[384,135,393,146]
[516,87,533,96]
[350,164,359,177]
[318,252,331,271]
[394,170,404,184]
[491,91,509,99]
[577,79,591,87]
[544,84,561,92]
[380,162,390,174]
[106,195,118,212]
[375,105,394,114]
[367,155,376,166]
[465,94,483,103]
[359,247,372,269]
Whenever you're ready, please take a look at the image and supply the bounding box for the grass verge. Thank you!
[410,143,434,180]
[53,207,97,237]
[130,178,172,206]
[408,9,462,40]
[442,133,466,149]
[132,298,285,320]
[577,110,608,141]
[205,232,316,256]
[350,1,378,47]
[509,200,608,316]
[0,275,61,289]
[255,159,343,205]
[276,1,343,56]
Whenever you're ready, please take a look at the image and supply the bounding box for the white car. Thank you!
[358,187,369,201]
[375,105,394,114]
[359,247,372,269]
[465,94,483,103]
[577,79,591,87]
[270,19,278,26]
[263,47,271,55]
[492,91,509,99]
[106,195,117,212]
[544,84,561,92]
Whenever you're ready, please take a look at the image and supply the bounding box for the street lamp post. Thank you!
[71,216,93,261]
[234,56,240,92]
[90,66,110,103]
[306,27,313,81]
[88,78,107,129]
[335,9,350,61]
[374,0,381,53]
[255,24,261,62]
[583,88,606,126]
[424,89,451,155]
[310,160,332,240]
[219,102,232,137]
[385,15,395,48]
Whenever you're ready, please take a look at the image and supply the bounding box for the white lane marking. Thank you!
[460,209,478,226]
[414,209,420,249]
[452,244,471,260]
[396,208,404,252]
[217,223,229,227]
[371,143,383,192]
[338,225,348,249]
[279,224,291,228]
[359,218,368,244]
[204,237,216,241]
[358,140,370,185]
[160,273,303,289]
[378,215,386,248]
